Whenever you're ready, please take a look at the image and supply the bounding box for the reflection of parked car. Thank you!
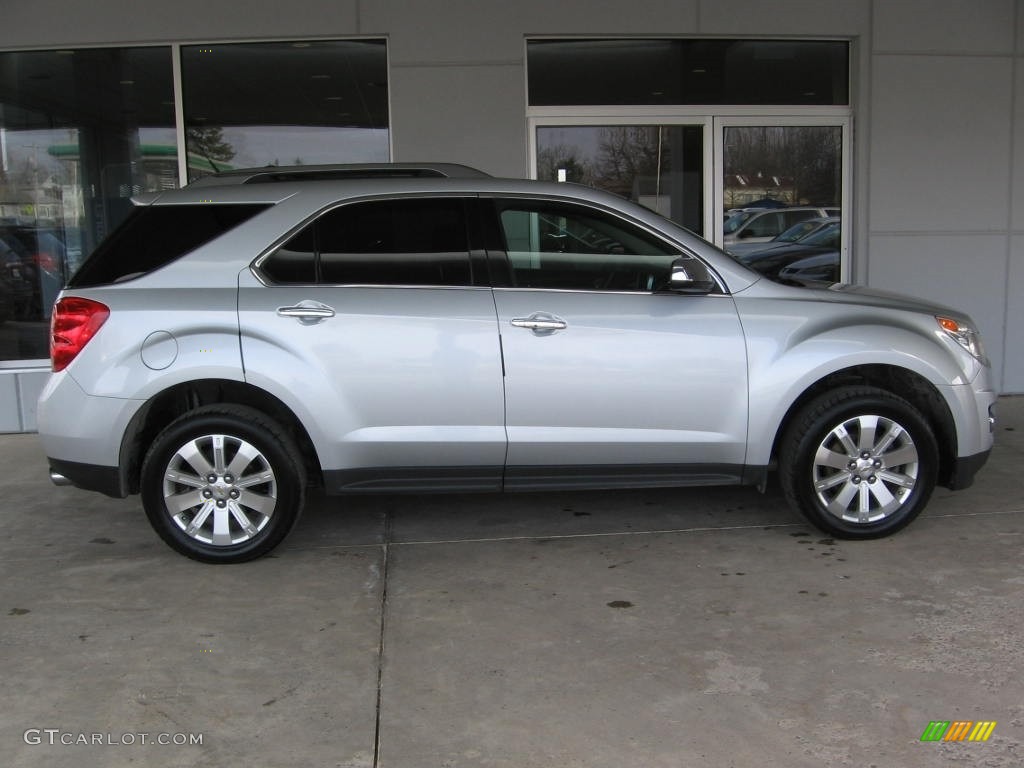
[0,231,36,319]
[38,164,994,562]
[0,273,14,323]
[726,216,838,257]
[738,221,841,280]
[777,251,840,287]
[1,226,70,320]
[723,206,839,245]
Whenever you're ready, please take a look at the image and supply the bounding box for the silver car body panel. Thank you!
[237,269,507,477]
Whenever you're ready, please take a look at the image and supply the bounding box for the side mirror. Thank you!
[667,258,716,295]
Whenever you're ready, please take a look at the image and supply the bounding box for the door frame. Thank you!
[527,105,852,280]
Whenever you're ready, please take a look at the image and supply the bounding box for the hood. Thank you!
[819,284,965,317]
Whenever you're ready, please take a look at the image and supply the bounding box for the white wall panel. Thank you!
[389,64,528,178]
[1004,236,1024,391]
[0,0,360,47]
[699,0,869,36]
[363,0,699,64]
[873,0,1015,54]
[869,234,1009,387]
[868,55,1012,233]
[1013,58,1024,232]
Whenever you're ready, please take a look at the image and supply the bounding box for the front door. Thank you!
[486,196,749,489]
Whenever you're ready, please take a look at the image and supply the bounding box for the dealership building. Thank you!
[1,0,1021,431]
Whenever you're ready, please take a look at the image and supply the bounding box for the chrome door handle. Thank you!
[510,314,567,332]
[277,301,336,323]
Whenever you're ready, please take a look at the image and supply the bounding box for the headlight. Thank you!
[936,316,988,363]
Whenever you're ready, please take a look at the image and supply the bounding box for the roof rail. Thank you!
[187,163,491,187]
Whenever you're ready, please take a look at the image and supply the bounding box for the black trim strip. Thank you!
[48,459,127,498]
[503,463,745,491]
[324,466,504,494]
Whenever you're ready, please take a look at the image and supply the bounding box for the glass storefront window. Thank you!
[181,40,389,181]
[536,125,704,235]
[1,46,174,360]
[723,125,842,212]
[0,39,391,362]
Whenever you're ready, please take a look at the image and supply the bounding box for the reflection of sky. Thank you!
[213,125,390,168]
[537,127,603,161]
[1,124,389,175]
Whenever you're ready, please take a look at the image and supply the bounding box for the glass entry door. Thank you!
[534,123,707,236]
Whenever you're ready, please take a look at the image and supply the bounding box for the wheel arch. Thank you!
[119,379,321,495]
[768,365,958,488]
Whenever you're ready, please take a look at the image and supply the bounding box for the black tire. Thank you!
[779,386,938,539]
[141,405,306,563]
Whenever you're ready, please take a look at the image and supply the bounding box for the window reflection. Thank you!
[181,41,389,181]
[0,46,174,360]
[536,125,704,235]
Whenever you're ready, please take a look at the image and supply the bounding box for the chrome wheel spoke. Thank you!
[164,469,205,489]
[855,415,879,453]
[878,469,916,489]
[815,445,851,471]
[881,444,918,469]
[177,439,215,479]
[185,501,215,537]
[238,490,276,517]
[868,480,895,508]
[235,469,275,489]
[226,441,262,479]
[211,504,232,546]
[166,489,202,515]
[228,502,259,537]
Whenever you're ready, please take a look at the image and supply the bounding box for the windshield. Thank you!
[798,223,841,248]
[723,210,756,235]
[774,219,823,244]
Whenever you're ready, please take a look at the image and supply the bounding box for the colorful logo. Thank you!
[921,721,997,742]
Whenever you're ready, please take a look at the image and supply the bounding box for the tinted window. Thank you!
[70,204,269,287]
[495,201,679,291]
[260,227,317,284]
[263,198,472,286]
[528,39,849,106]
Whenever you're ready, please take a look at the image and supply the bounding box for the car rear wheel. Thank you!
[779,386,938,539]
[141,405,305,563]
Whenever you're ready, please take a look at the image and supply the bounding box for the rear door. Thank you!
[485,196,749,489]
[238,195,506,492]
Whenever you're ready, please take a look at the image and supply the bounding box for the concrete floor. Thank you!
[2,398,1022,768]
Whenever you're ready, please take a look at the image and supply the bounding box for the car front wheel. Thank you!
[779,386,939,539]
[140,405,305,563]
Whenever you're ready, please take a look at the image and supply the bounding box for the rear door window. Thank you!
[260,197,473,286]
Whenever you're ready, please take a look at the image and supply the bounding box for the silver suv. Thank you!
[38,164,996,562]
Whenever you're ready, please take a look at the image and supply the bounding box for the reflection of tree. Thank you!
[725,126,840,205]
[537,144,592,185]
[186,126,236,166]
[594,127,668,199]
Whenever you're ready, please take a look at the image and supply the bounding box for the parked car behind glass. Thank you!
[723,206,839,245]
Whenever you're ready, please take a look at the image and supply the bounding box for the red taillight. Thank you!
[50,297,109,372]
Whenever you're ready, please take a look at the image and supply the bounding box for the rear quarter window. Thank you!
[69,203,270,287]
